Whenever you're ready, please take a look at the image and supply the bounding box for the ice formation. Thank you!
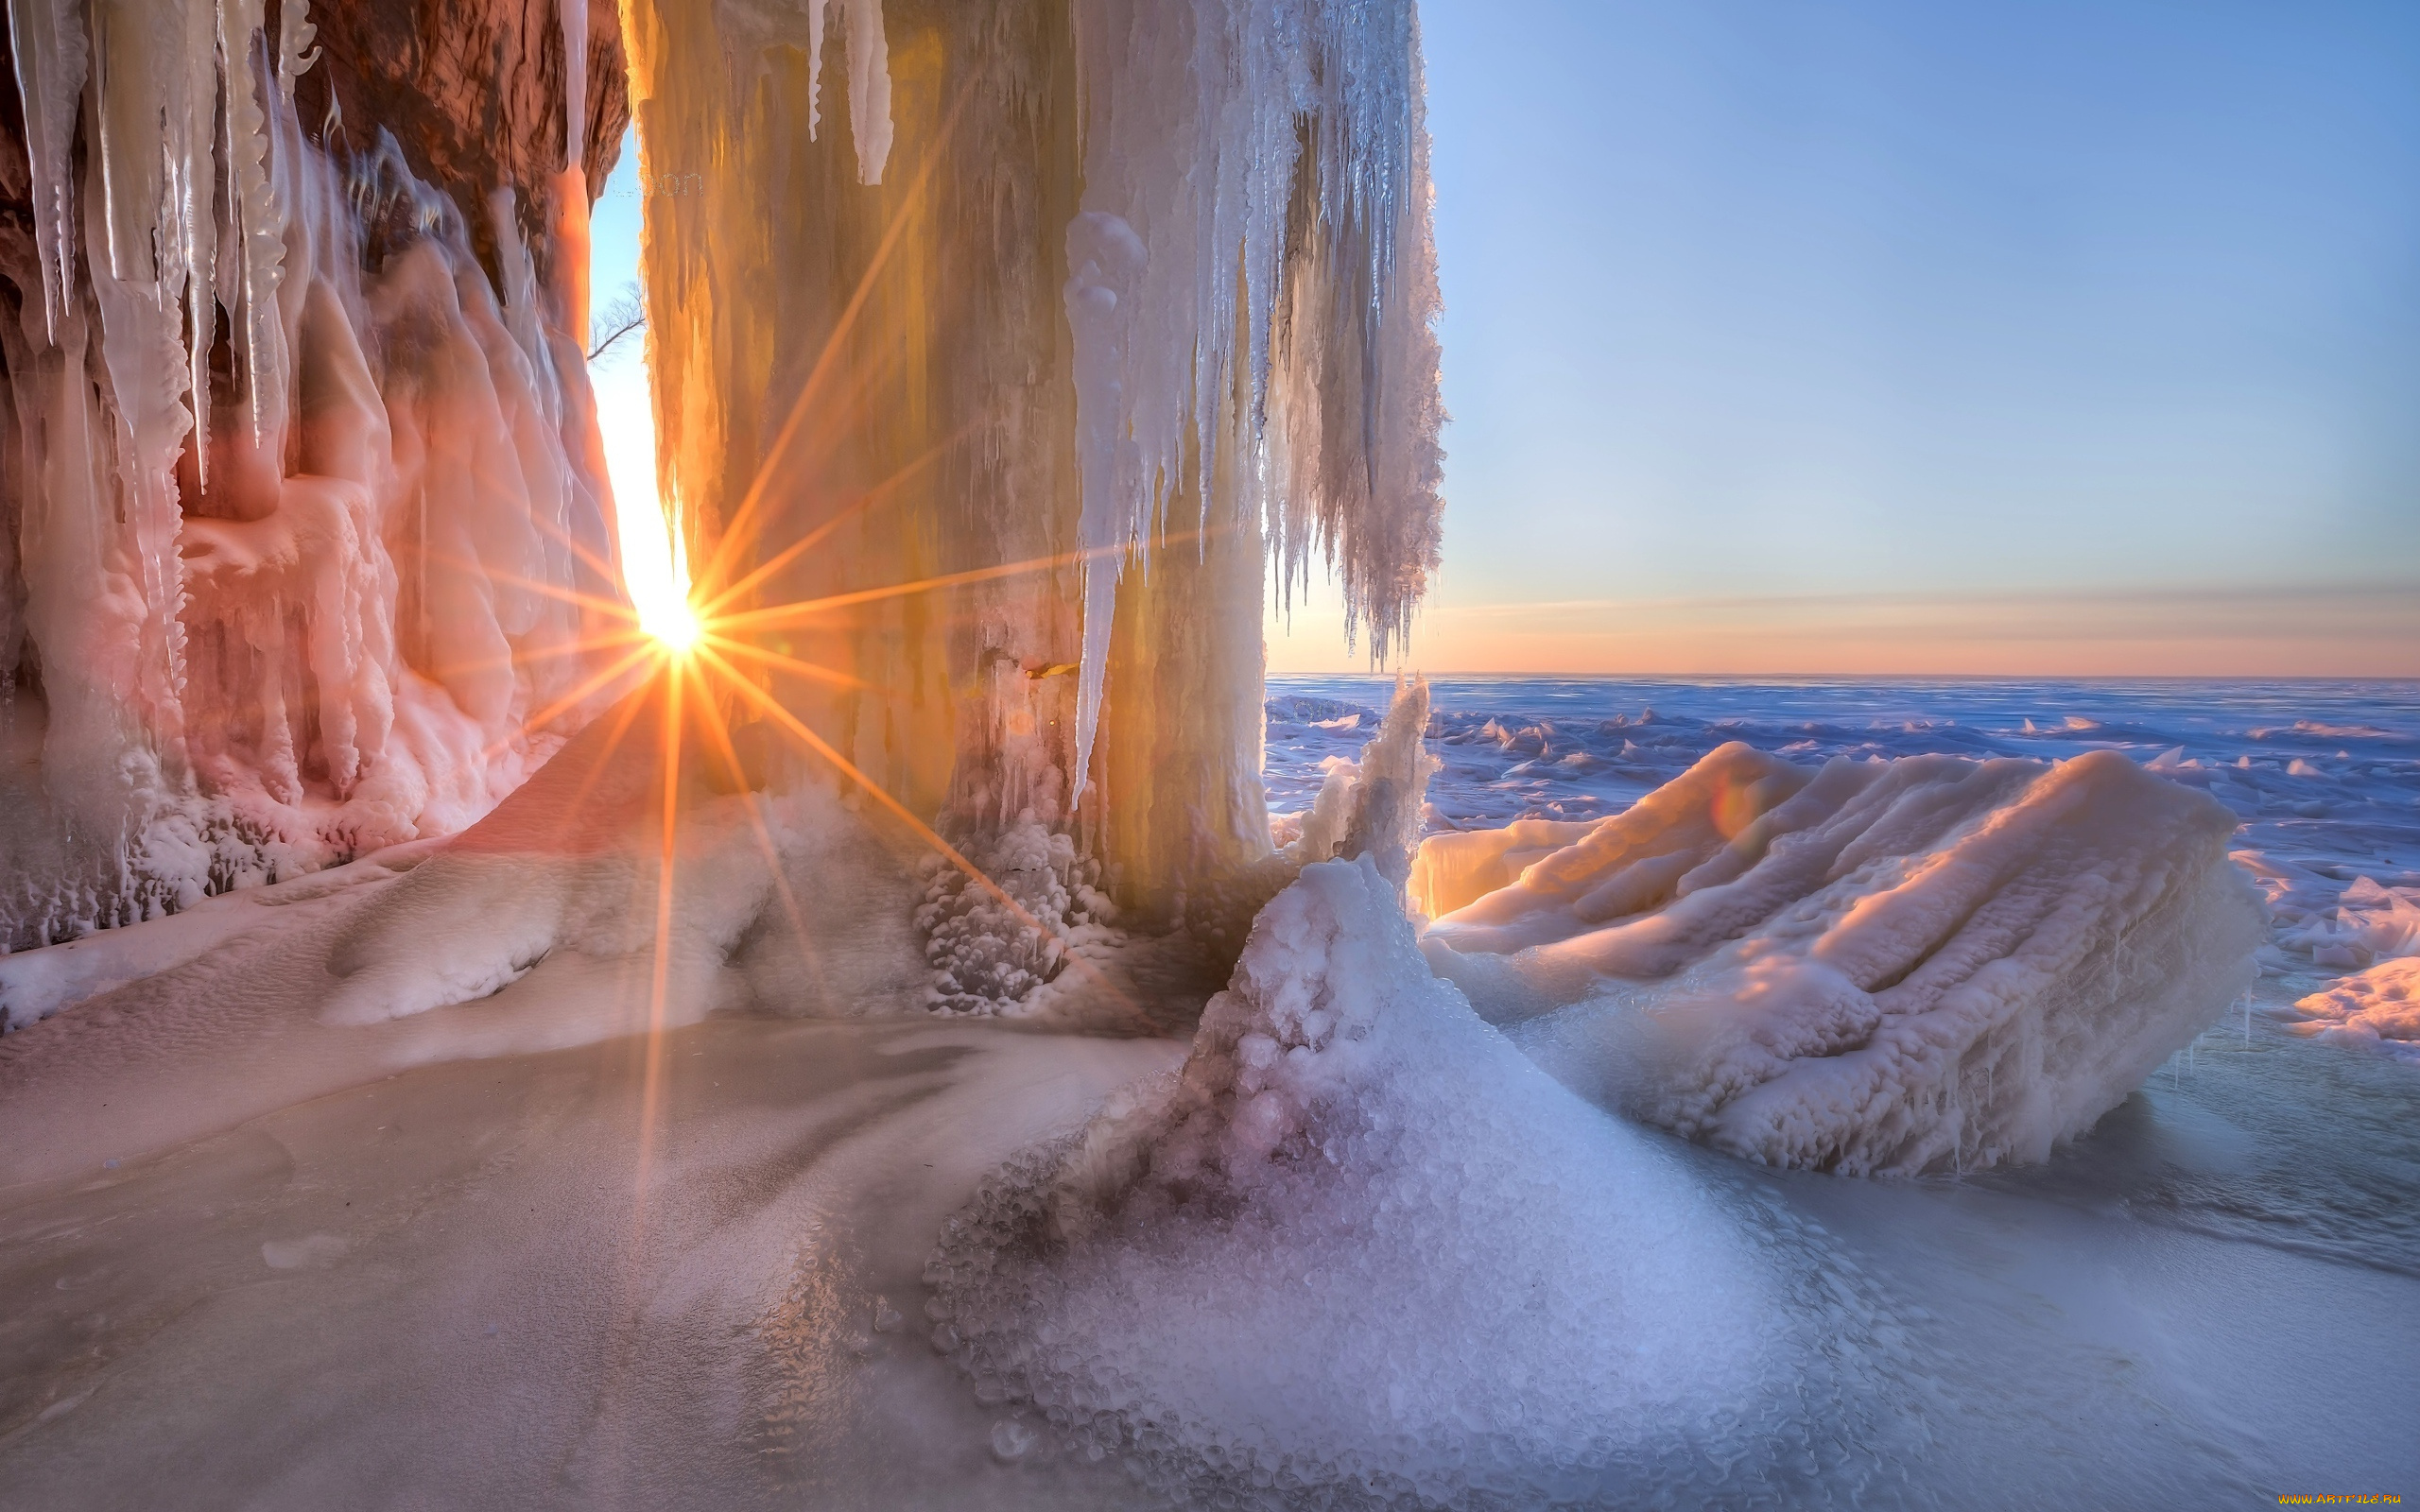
[914,699,1940,1503]
[2292,958,2420,1060]
[925,851,1925,1507]
[620,0,1443,946]
[0,0,622,949]
[1419,744,2266,1174]
[2233,855,2420,1062]
[0,681,940,1183]
[2263,870,2420,973]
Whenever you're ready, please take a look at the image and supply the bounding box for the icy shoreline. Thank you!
[0,681,2412,1504]
[3,950,2411,1505]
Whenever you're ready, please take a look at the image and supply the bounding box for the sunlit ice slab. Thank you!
[1417,742,2268,1177]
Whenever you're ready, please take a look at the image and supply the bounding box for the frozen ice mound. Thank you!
[1419,743,2266,1175]
[2291,957,2420,1062]
[926,855,1918,1507]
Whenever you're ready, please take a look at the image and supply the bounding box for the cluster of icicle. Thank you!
[711,0,1447,800]
[1063,0,1445,791]
[0,0,616,947]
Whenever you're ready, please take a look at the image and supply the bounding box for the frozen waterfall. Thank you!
[0,0,623,949]
[619,0,1443,961]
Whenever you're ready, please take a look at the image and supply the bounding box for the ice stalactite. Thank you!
[801,0,892,183]
[6,0,81,341]
[622,0,1443,1001]
[0,0,625,951]
[1062,0,1444,787]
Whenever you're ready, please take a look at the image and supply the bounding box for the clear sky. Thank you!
[593,1,2420,678]
[1274,0,2420,675]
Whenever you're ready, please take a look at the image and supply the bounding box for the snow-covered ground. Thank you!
[0,678,2413,1505]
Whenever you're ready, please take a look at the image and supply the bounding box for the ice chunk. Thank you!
[1270,676,1438,886]
[1421,745,2265,1173]
[2290,958,2420,1062]
[1406,816,1604,921]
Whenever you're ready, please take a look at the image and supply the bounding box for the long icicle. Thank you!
[8,0,89,340]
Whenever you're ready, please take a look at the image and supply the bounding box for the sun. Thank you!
[621,490,701,656]
[637,590,702,654]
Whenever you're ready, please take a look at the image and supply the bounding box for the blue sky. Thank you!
[1274,0,2420,672]
[592,3,2420,675]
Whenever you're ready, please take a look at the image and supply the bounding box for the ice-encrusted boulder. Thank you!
[1423,743,2267,1174]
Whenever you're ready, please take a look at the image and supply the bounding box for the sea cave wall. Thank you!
[0,0,631,948]
[0,0,1449,993]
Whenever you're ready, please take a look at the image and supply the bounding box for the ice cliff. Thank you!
[0,0,630,949]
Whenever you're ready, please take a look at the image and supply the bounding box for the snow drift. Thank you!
[925,852,1920,1508]
[1420,743,2265,1174]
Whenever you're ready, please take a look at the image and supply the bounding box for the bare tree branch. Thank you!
[588,282,647,365]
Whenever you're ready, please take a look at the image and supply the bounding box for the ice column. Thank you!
[623,0,1443,946]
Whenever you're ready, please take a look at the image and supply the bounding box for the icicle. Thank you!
[800,0,890,183]
[1064,210,1148,798]
[216,0,291,445]
[1062,0,1443,778]
[8,0,88,340]
[837,0,890,184]
[180,0,217,487]
[0,21,620,946]
[804,0,826,138]
[276,0,316,96]
[86,0,235,740]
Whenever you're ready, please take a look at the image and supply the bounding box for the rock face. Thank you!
[0,0,628,951]
[298,0,628,290]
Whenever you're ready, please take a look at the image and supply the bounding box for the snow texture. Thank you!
[1420,743,2266,1174]
[915,818,1123,1014]
[926,853,1925,1508]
